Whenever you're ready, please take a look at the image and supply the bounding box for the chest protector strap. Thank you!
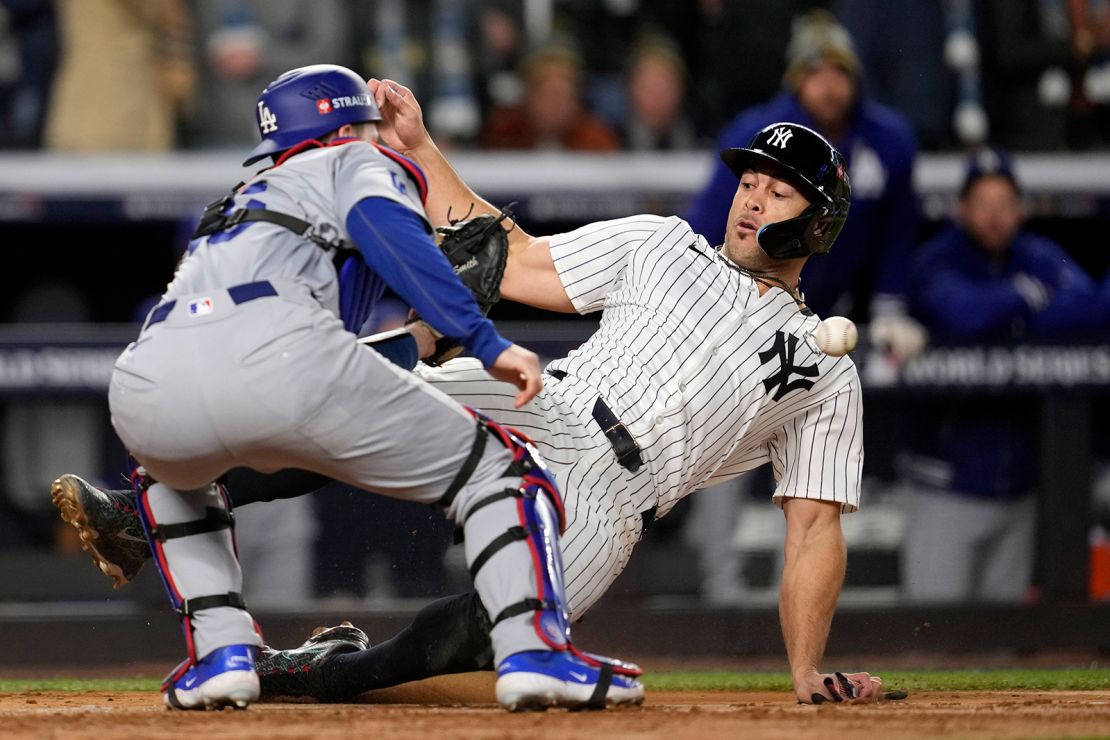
[192,185,354,254]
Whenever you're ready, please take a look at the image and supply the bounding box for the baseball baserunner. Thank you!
[55,80,901,704]
[92,63,641,713]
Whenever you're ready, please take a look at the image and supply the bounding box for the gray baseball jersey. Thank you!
[166,143,426,311]
[109,142,555,663]
[417,214,863,618]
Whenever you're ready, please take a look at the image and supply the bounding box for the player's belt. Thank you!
[143,280,279,329]
[591,398,644,473]
[547,370,644,473]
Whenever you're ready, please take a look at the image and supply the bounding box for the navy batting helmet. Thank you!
[243,64,382,166]
[720,122,851,259]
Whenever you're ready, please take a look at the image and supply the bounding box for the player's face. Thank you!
[797,60,856,131]
[959,175,1023,256]
[722,165,811,268]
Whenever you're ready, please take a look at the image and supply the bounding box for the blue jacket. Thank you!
[683,92,919,319]
[906,222,1099,499]
[908,223,1100,343]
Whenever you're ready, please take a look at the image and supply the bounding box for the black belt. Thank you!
[548,370,643,473]
[144,280,279,328]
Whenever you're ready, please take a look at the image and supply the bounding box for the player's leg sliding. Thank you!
[446,410,643,711]
[255,622,370,699]
[258,591,493,699]
[133,470,262,710]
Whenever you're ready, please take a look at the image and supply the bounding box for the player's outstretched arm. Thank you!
[369,78,574,313]
[779,498,882,703]
[779,500,905,703]
[369,78,514,234]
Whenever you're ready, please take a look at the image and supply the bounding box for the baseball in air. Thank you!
[815,316,858,356]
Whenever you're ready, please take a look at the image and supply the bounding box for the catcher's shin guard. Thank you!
[441,410,572,662]
[133,475,261,664]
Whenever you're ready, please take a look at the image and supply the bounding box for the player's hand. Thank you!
[868,313,928,364]
[795,670,884,704]
[405,319,438,359]
[487,344,542,408]
[368,78,432,154]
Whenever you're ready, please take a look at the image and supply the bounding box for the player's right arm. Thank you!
[341,192,542,407]
[369,77,575,313]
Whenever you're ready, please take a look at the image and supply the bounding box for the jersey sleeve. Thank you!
[332,144,430,230]
[547,215,668,314]
[766,376,864,514]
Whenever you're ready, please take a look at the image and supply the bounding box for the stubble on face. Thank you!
[720,165,810,271]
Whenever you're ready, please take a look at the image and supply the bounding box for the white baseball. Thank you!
[815,316,858,357]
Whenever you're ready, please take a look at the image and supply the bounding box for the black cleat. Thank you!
[256,622,370,700]
[50,474,149,588]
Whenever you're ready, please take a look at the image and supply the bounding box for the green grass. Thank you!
[644,668,1110,693]
[2,668,1108,694]
[0,678,160,692]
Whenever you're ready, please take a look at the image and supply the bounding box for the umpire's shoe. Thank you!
[256,622,369,700]
[50,474,148,588]
[163,644,260,710]
[496,650,645,711]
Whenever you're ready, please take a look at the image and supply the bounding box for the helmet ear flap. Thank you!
[756,199,848,259]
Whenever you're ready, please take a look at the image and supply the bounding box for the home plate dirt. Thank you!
[2,673,1108,739]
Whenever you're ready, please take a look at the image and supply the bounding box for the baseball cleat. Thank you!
[50,474,149,588]
[495,650,645,711]
[256,621,369,700]
[162,644,260,710]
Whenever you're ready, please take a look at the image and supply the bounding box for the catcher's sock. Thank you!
[319,591,493,699]
[222,467,331,507]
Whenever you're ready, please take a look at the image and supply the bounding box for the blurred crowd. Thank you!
[4,0,1110,154]
[4,0,1110,609]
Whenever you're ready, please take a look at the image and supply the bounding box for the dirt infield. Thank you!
[3,673,1109,739]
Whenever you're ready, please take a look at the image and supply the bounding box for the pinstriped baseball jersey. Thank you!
[416,213,864,617]
[547,214,863,515]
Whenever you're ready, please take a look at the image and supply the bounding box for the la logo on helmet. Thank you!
[768,127,793,148]
[258,101,278,133]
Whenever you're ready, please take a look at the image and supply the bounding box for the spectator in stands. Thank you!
[43,0,195,152]
[0,0,58,149]
[471,1,526,122]
[834,0,951,150]
[1061,0,1110,149]
[685,1,828,138]
[619,34,699,151]
[974,0,1088,150]
[480,42,620,151]
[900,145,1101,604]
[684,9,925,361]
[184,0,349,150]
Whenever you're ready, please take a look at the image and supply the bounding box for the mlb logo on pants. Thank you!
[189,297,214,317]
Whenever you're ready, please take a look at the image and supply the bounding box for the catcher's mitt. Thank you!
[420,204,515,366]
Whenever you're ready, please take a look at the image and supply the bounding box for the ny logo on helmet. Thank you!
[767,127,794,149]
[258,101,279,134]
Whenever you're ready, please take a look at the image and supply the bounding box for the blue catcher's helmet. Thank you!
[243,64,381,166]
